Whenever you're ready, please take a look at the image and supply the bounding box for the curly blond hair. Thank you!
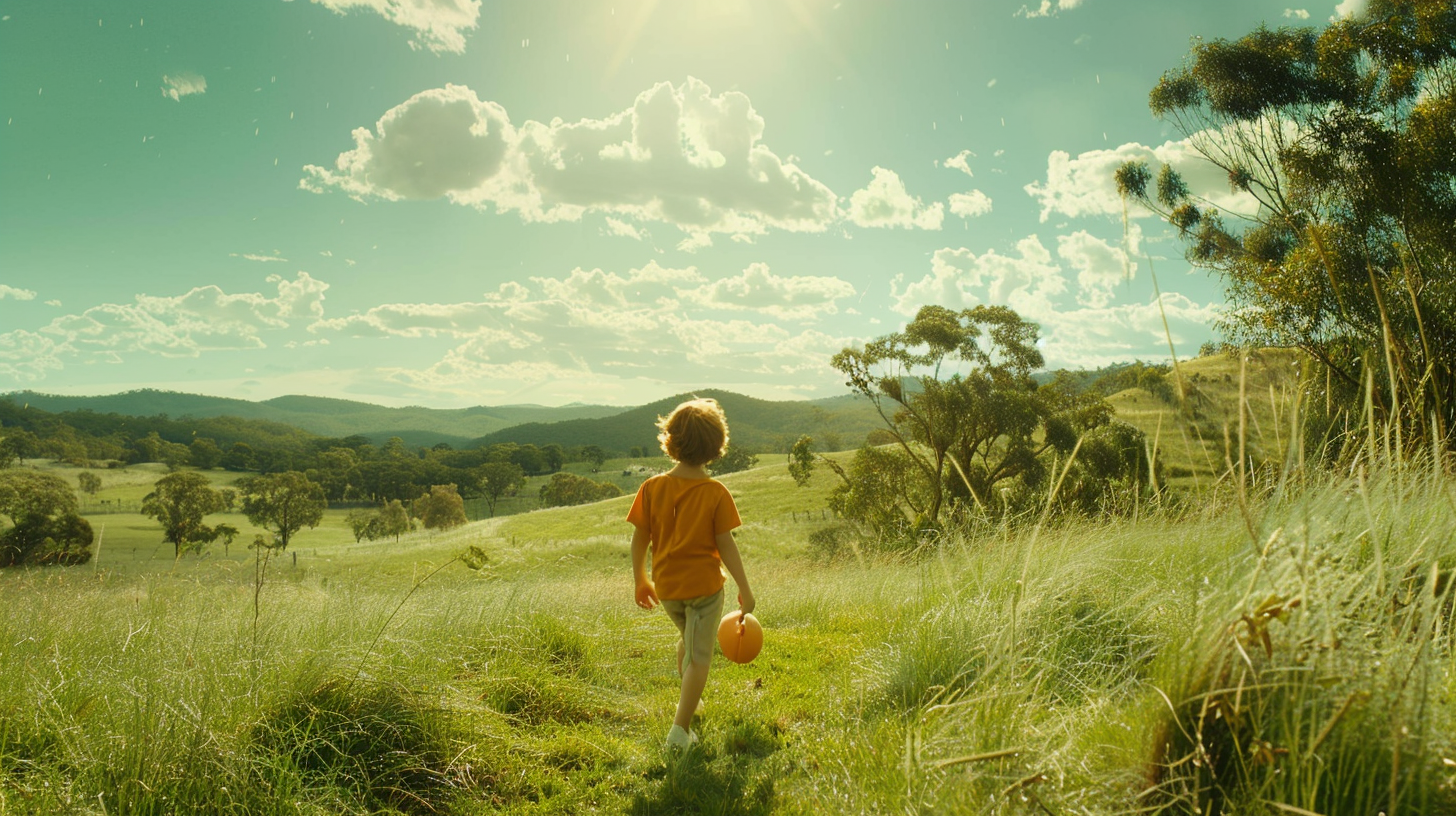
[656,398,729,466]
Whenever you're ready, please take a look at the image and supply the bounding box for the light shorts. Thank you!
[661,588,725,669]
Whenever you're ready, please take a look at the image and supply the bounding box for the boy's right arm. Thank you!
[630,525,658,609]
[716,531,754,616]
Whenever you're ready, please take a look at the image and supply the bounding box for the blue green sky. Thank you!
[0,0,1364,407]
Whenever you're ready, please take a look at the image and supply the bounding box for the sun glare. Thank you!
[604,0,843,81]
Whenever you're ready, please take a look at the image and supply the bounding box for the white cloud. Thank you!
[0,330,62,381]
[1036,294,1220,369]
[1333,0,1368,20]
[161,73,206,101]
[303,78,840,237]
[1017,0,1085,18]
[310,261,856,401]
[302,84,513,202]
[891,236,1067,317]
[603,217,646,241]
[948,190,993,218]
[0,285,37,301]
[0,274,327,381]
[304,0,480,54]
[1283,8,1311,19]
[677,262,855,321]
[1056,230,1135,307]
[889,236,1217,368]
[942,149,975,177]
[1024,133,1262,223]
[677,233,714,253]
[231,252,289,263]
[846,167,943,230]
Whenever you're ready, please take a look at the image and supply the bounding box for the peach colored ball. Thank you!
[717,611,763,664]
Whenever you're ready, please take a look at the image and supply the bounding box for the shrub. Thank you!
[538,472,622,508]
[413,484,467,531]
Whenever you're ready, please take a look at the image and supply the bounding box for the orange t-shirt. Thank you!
[626,474,741,601]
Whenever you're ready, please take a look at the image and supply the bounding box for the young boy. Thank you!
[627,397,755,750]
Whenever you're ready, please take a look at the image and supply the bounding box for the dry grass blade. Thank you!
[1304,691,1366,761]
[1145,255,1188,408]
[998,772,1047,799]
[1267,803,1329,816]
[931,747,1023,769]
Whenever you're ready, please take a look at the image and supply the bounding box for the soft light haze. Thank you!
[0,0,1339,407]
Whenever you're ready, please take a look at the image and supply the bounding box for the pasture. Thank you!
[1,450,1454,814]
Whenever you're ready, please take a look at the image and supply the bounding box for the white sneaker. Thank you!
[665,724,698,750]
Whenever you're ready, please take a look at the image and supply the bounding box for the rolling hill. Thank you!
[3,389,626,447]
[473,389,883,454]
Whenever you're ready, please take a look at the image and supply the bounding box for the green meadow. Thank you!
[2,439,1454,815]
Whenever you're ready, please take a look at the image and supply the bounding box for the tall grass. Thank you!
[2,451,1453,813]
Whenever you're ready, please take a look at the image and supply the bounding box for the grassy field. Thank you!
[2,443,1453,814]
[1108,349,1303,487]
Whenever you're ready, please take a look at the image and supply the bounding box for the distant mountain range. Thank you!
[3,389,624,448]
[3,388,882,453]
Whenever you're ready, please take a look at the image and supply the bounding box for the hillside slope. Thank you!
[4,389,625,445]
[474,389,882,454]
[1107,348,1304,480]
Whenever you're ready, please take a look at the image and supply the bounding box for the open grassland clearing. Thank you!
[2,453,1455,814]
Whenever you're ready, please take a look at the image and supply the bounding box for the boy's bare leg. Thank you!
[673,659,709,731]
[676,639,686,677]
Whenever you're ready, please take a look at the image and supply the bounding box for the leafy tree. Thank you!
[475,461,526,518]
[189,437,223,470]
[822,446,924,542]
[579,445,608,471]
[831,304,1113,528]
[538,472,623,508]
[307,447,359,502]
[238,471,326,552]
[77,472,102,497]
[221,442,256,472]
[788,436,815,487]
[710,445,758,475]
[41,425,89,465]
[348,458,422,503]
[413,484,468,530]
[346,507,382,543]
[141,471,239,557]
[380,436,414,461]
[0,470,93,567]
[379,498,413,540]
[129,431,191,468]
[0,430,40,466]
[542,443,566,473]
[1053,421,1163,515]
[1119,0,1456,450]
[511,443,548,475]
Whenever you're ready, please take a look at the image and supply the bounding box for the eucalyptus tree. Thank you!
[238,471,327,551]
[830,305,1114,533]
[0,470,93,566]
[1117,0,1456,450]
[141,471,238,557]
[474,461,526,518]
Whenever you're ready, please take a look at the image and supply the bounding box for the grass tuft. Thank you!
[254,676,468,815]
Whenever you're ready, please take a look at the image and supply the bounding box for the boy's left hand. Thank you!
[635,580,659,610]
